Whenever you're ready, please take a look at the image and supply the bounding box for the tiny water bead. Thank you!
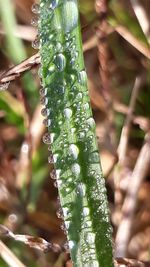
[64,108,72,119]
[32,37,40,49]
[53,153,58,163]
[50,170,56,179]
[48,154,54,164]
[39,87,48,97]
[43,133,51,144]
[71,163,80,175]
[56,208,63,219]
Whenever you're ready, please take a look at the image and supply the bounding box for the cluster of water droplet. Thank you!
[37,1,113,265]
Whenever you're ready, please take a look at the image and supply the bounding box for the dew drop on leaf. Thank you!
[71,163,80,175]
[69,144,79,159]
[54,53,66,72]
[43,133,51,144]
[64,108,72,119]
[31,3,40,14]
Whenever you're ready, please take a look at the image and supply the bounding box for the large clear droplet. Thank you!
[87,117,95,128]
[31,3,40,14]
[78,70,87,86]
[49,0,59,10]
[69,144,79,160]
[54,53,66,72]
[64,108,72,119]
[71,163,80,175]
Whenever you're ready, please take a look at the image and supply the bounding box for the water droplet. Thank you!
[65,221,70,230]
[79,131,86,139]
[48,64,55,73]
[85,221,92,228]
[71,163,80,175]
[57,179,62,187]
[41,108,50,117]
[87,261,99,267]
[64,108,72,119]
[58,120,63,126]
[56,208,63,219]
[31,3,40,14]
[57,85,65,94]
[54,53,66,72]
[54,42,62,52]
[43,118,51,127]
[40,96,48,105]
[53,154,58,163]
[83,103,90,110]
[38,67,43,78]
[32,37,40,49]
[83,207,90,216]
[50,133,55,143]
[31,17,38,27]
[87,117,95,128]
[54,181,58,188]
[60,223,66,231]
[39,87,48,96]
[43,133,51,144]
[78,70,87,86]
[90,151,99,163]
[63,207,69,217]
[49,0,58,10]
[76,92,83,100]
[68,240,75,249]
[0,82,10,91]
[70,57,76,65]
[76,183,86,197]
[69,144,79,160]
[63,242,69,251]
[85,233,95,244]
[48,154,54,164]
[71,128,76,134]
[50,170,56,179]
[56,169,61,179]
[61,1,78,33]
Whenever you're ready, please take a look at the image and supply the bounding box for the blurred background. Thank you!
[0,0,150,266]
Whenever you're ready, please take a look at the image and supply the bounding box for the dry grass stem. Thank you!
[0,240,26,267]
[130,0,150,43]
[118,76,143,164]
[115,131,150,257]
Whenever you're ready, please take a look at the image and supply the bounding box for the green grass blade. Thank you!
[39,1,114,266]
